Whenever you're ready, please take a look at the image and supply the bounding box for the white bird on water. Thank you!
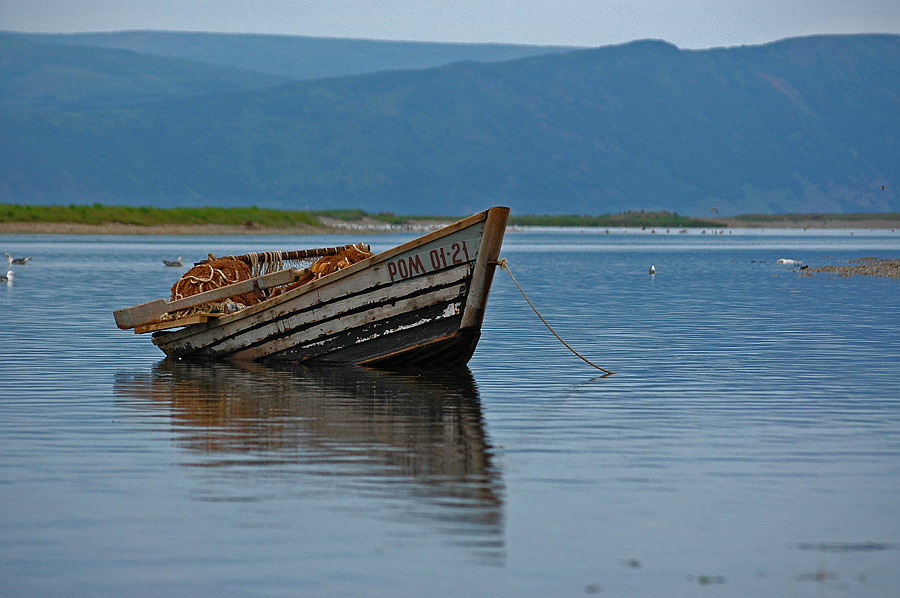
[4,253,31,265]
[649,265,656,275]
[1,270,14,281]
[163,256,183,267]
[776,258,802,265]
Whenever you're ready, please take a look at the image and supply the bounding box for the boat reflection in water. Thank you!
[114,360,504,560]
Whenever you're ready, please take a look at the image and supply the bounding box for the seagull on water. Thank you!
[4,253,31,265]
[1,270,14,281]
[163,256,183,267]
[648,265,656,275]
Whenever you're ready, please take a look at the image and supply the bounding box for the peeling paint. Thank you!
[352,302,460,345]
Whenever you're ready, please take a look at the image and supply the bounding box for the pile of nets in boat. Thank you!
[164,243,374,319]
[270,243,374,297]
[170,258,258,304]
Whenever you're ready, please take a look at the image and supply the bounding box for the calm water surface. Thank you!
[2,228,900,597]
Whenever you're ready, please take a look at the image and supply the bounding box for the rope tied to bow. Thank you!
[497,258,614,375]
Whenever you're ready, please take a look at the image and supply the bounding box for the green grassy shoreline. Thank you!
[0,204,321,228]
[0,204,721,229]
[1,204,898,231]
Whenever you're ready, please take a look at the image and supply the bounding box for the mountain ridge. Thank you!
[1,32,897,216]
[9,30,577,81]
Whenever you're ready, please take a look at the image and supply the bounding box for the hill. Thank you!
[0,34,897,215]
[0,34,289,110]
[13,30,576,81]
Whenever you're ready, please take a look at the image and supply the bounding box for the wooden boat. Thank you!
[114,206,509,365]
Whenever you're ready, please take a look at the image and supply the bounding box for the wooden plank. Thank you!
[279,304,465,364]
[460,206,510,330]
[114,267,305,330]
[224,287,461,360]
[356,327,466,366]
[134,313,222,334]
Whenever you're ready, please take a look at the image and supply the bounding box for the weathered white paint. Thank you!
[156,226,481,348]
[350,301,462,346]
[156,261,469,352]
[226,284,463,360]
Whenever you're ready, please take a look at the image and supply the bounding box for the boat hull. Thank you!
[151,207,509,366]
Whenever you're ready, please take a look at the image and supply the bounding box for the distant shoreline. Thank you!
[2,217,900,235]
[0,222,332,235]
[709,217,900,230]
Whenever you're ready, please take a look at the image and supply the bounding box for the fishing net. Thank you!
[164,243,374,319]
[237,244,374,279]
[170,258,257,303]
[270,243,374,297]
[165,258,262,319]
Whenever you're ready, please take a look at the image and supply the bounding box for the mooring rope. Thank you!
[497,258,615,375]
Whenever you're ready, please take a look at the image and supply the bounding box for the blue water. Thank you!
[2,227,900,597]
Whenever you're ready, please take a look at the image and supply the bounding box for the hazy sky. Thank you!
[3,0,899,48]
